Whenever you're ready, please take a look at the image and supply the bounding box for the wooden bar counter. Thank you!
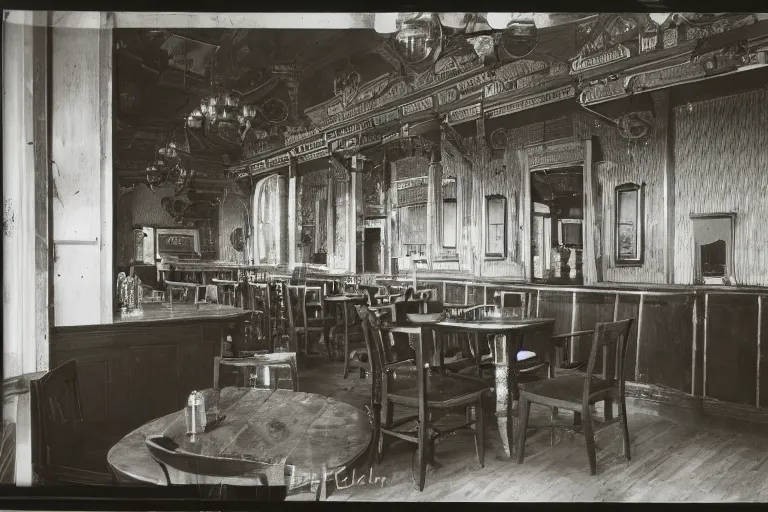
[50,304,249,442]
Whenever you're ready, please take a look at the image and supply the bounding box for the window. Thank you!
[558,219,583,246]
[253,174,283,265]
[485,195,507,258]
[615,183,644,265]
[442,199,457,249]
[691,213,735,284]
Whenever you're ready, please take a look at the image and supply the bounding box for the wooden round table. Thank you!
[108,388,372,490]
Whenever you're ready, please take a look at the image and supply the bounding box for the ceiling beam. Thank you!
[113,13,375,30]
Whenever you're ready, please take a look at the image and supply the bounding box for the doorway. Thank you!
[363,228,382,274]
[530,166,584,284]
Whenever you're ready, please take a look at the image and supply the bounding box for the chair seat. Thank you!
[518,373,614,407]
[388,370,489,407]
[457,365,544,384]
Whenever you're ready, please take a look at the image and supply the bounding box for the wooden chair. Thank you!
[30,360,116,485]
[356,305,490,492]
[144,435,289,501]
[214,355,299,392]
[248,282,275,352]
[451,305,549,385]
[284,283,332,356]
[516,319,635,475]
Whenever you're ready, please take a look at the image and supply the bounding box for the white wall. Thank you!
[50,12,113,326]
[3,11,37,378]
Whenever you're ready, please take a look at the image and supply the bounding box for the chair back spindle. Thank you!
[583,319,634,400]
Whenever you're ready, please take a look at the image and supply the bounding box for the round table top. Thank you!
[324,294,368,304]
[108,388,371,486]
[433,317,555,332]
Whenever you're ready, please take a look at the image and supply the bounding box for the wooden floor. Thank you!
[297,359,768,502]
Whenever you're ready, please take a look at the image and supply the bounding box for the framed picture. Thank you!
[615,183,644,265]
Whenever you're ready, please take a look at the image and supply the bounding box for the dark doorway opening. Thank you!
[364,228,382,274]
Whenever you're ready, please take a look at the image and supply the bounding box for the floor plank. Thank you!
[298,360,768,502]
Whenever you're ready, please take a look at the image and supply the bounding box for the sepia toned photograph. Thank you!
[2,9,768,507]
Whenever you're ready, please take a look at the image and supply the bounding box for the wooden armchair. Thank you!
[517,319,635,475]
[214,355,298,392]
[356,305,490,492]
[144,435,289,501]
[31,360,116,485]
[247,282,272,351]
[284,284,332,356]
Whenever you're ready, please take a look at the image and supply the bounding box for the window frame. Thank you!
[442,198,458,250]
[485,194,507,259]
[690,212,736,284]
[614,182,645,266]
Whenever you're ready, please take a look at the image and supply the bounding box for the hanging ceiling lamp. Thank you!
[486,12,513,30]
[187,107,204,129]
[438,13,470,29]
[393,13,442,64]
[374,12,398,34]
[649,13,671,25]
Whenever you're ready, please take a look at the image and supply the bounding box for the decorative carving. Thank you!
[307,78,413,127]
[288,137,325,157]
[617,111,653,139]
[627,62,705,93]
[485,86,576,119]
[447,103,482,125]
[579,77,630,105]
[489,128,508,150]
[661,13,757,48]
[527,141,584,169]
[414,52,484,89]
[484,57,569,99]
[325,119,374,142]
[570,14,658,74]
[400,96,434,118]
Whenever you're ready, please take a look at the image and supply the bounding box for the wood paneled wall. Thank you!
[296,169,330,263]
[673,88,768,286]
[116,182,249,264]
[572,110,668,284]
[433,146,471,272]
[473,138,526,279]
[332,178,349,272]
[390,156,430,272]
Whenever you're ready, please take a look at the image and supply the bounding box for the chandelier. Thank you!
[374,12,540,62]
[146,130,194,191]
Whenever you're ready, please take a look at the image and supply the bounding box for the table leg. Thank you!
[494,363,512,458]
[342,304,351,379]
[491,332,515,458]
[323,303,331,360]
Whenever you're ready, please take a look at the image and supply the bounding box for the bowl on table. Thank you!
[406,312,445,324]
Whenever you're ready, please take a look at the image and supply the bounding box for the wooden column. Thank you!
[287,160,297,269]
[348,168,359,273]
[426,147,443,269]
[654,90,675,284]
[582,138,599,284]
[3,11,36,377]
[518,149,531,281]
[3,10,51,486]
[277,174,289,265]
[51,12,114,326]
[326,174,335,269]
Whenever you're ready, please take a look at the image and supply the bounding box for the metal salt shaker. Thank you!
[185,391,207,435]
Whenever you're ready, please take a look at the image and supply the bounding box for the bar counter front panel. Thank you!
[49,306,248,439]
